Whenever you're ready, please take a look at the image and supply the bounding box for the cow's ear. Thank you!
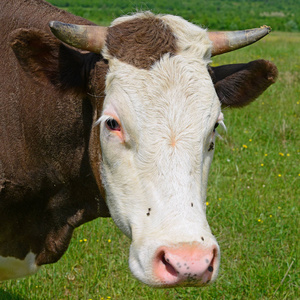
[10,28,87,91]
[210,60,278,108]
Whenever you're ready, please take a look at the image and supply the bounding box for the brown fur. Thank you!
[0,0,109,265]
[210,60,278,108]
[106,16,177,69]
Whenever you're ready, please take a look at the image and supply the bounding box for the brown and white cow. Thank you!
[0,0,277,287]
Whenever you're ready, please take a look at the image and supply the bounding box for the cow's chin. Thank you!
[128,239,220,287]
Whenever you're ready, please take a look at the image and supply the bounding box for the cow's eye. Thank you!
[106,118,121,131]
[213,122,219,132]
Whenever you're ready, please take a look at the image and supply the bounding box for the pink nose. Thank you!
[153,243,218,286]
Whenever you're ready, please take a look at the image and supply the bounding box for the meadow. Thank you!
[49,0,300,31]
[1,2,299,300]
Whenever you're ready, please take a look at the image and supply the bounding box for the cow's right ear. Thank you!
[9,28,87,91]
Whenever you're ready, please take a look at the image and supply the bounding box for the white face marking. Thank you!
[0,252,39,280]
[98,13,222,286]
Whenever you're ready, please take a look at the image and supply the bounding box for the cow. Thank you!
[0,0,277,287]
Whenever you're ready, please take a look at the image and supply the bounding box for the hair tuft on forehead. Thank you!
[106,14,177,70]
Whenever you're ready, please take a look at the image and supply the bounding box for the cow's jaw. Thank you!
[97,46,221,286]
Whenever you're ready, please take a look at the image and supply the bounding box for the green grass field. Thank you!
[48,0,300,32]
[1,9,299,300]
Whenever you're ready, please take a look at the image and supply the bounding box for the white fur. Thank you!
[0,252,39,280]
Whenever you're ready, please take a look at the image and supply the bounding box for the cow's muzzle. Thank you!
[153,242,219,287]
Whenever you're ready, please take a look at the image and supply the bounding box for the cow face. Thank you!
[91,15,222,287]
[87,14,276,287]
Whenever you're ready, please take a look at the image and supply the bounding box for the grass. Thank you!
[1,18,299,300]
[48,0,300,32]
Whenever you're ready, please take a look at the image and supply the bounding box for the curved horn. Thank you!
[208,25,271,56]
[49,21,107,53]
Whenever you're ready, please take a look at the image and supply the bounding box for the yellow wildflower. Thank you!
[108,239,111,243]
[279,152,284,156]
[243,144,248,149]
[206,202,209,206]
[261,164,264,166]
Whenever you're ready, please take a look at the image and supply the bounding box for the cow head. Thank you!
[10,12,277,287]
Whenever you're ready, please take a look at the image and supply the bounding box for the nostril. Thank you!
[205,247,217,273]
[160,251,178,277]
[200,247,218,284]
[209,247,218,272]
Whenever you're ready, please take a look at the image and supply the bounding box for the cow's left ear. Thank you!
[209,60,278,108]
[9,28,91,91]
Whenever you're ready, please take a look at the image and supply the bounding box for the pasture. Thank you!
[0,7,299,300]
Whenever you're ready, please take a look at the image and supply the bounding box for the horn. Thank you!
[208,25,271,56]
[49,21,108,53]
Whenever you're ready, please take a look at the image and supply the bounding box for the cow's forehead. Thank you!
[103,12,212,69]
[101,12,219,142]
[104,54,220,142]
